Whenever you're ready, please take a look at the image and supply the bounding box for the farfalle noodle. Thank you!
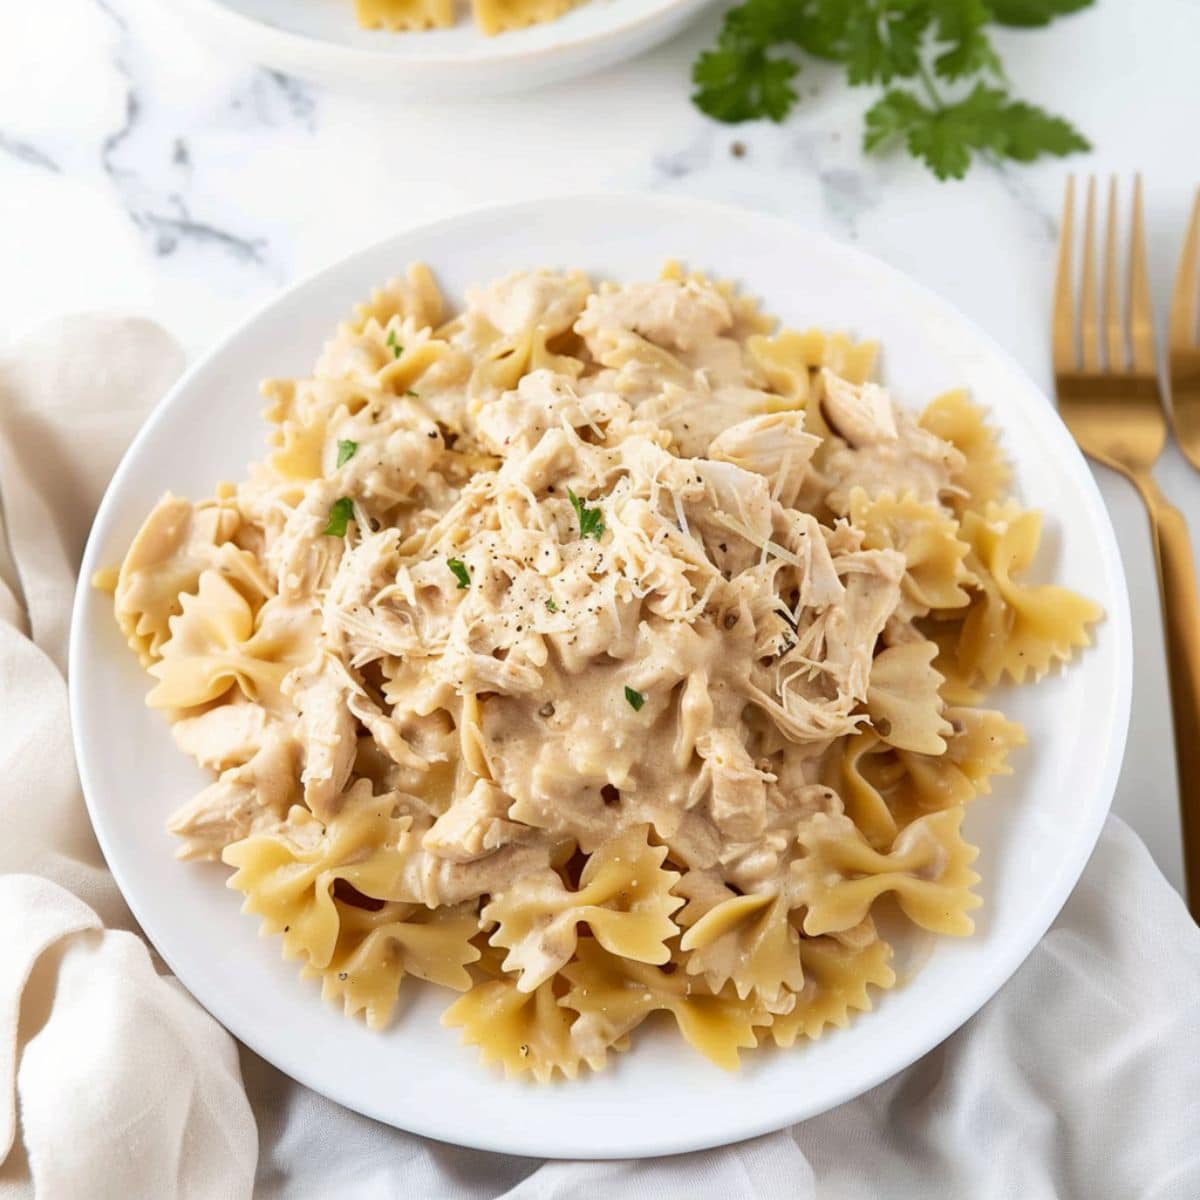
[848,488,975,618]
[678,886,804,1005]
[442,957,614,1082]
[306,900,480,1029]
[483,824,682,989]
[957,501,1103,685]
[764,922,897,1045]
[562,941,761,1071]
[866,640,954,756]
[919,390,1011,515]
[793,807,982,937]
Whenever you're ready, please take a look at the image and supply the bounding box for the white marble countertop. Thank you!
[2,0,1197,893]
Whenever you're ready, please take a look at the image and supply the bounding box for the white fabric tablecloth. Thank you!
[1,316,1198,1200]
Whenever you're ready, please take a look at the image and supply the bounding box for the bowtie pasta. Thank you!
[353,0,582,36]
[101,262,1101,1080]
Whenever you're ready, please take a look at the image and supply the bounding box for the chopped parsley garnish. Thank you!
[447,557,471,589]
[546,597,559,612]
[624,686,646,712]
[322,497,354,538]
[386,329,403,359]
[336,439,358,468]
[407,390,419,397]
[567,488,606,541]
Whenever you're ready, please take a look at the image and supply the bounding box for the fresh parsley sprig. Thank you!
[567,488,606,541]
[336,439,358,468]
[691,0,1091,180]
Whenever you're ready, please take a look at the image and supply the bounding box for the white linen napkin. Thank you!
[1,316,1197,1200]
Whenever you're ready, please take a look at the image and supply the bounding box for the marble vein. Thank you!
[93,0,275,264]
[0,132,60,174]
[992,162,1058,245]
[140,195,268,263]
[651,128,717,181]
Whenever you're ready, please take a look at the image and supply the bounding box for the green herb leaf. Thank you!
[790,0,854,59]
[863,88,929,153]
[692,45,799,123]
[987,98,1090,161]
[323,497,355,538]
[864,83,1087,179]
[987,0,1091,27]
[624,686,646,712]
[842,1,929,85]
[546,597,559,613]
[690,0,1091,178]
[928,0,999,80]
[869,84,1004,179]
[336,439,358,468]
[691,0,808,122]
[725,0,815,43]
[407,390,419,398]
[447,557,471,589]
[567,488,606,541]
[386,329,403,359]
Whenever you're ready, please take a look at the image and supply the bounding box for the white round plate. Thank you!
[70,194,1132,1160]
[166,0,714,97]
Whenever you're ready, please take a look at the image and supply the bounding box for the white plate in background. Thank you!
[70,194,1132,1158]
[165,0,714,97]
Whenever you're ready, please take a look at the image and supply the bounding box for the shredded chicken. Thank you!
[819,369,967,514]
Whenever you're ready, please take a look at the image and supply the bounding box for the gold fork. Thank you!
[1054,175,1200,920]
[1169,190,1200,469]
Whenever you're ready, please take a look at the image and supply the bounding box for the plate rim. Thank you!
[165,0,707,69]
[69,191,1134,1159]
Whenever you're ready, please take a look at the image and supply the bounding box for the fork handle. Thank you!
[1141,480,1200,920]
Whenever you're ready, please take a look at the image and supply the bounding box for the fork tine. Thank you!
[1054,176,1077,372]
[1080,176,1101,371]
[1130,174,1156,372]
[1170,187,1200,353]
[1103,175,1125,370]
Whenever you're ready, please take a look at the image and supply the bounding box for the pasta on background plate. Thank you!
[353,0,583,36]
[100,261,1101,1080]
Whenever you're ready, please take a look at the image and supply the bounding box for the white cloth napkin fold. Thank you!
[1,316,1198,1200]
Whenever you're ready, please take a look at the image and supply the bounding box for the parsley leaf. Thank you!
[693,45,798,123]
[904,90,995,178]
[692,0,807,122]
[624,686,646,712]
[386,329,403,359]
[690,0,1092,178]
[929,0,999,80]
[989,98,1090,160]
[988,0,1090,26]
[785,0,851,58]
[842,1,929,85]
[567,488,606,541]
[864,86,996,179]
[863,88,929,153]
[864,83,1088,179]
[336,439,358,468]
[724,0,813,42]
[322,497,355,538]
[447,557,471,589]
[546,597,559,612]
